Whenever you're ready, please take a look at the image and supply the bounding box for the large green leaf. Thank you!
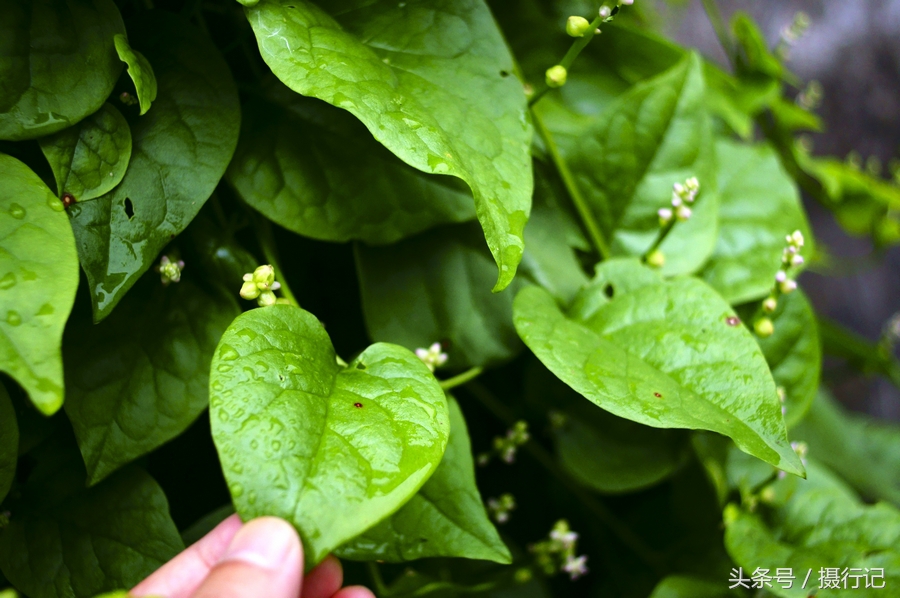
[0,437,183,598]
[513,259,804,475]
[568,53,718,276]
[209,305,450,566]
[227,90,475,244]
[0,0,125,140]
[113,34,157,116]
[649,575,732,598]
[700,139,810,304]
[742,290,820,428]
[39,103,132,202]
[0,383,16,502]
[724,460,900,598]
[245,0,532,290]
[355,223,524,370]
[336,396,509,563]
[794,391,900,507]
[0,154,79,415]
[69,12,240,320]
[64,274,239,485]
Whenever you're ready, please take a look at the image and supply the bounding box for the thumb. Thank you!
[191,517,303,598]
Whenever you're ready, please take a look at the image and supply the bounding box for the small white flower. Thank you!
[658,208,673,224]
[563,555,589,580]
[416,342,448,372]
[671,194,683,207]
[550,529,579,549]
[788,230,805,247]
[685,176,699,192]
[779,279,798,294]
[673,182,685,196]
[620,0,633,5]
[775,270,787,283]
[158,255,184,285]
[791,254,805,267]
[598,5,611,18]
[675,205,692,221]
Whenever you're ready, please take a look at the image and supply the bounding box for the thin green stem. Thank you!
[641,219,676,261]
[366,562,391,597]
[439,367,483,391]
[528,15,605,107]
[531,107,610,260]
[254,217,300,307]
[700,0,735,67]
[402,580,501,597]
[463,381,665,574]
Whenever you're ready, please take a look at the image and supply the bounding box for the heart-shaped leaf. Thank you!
[209,305,450,566]
[336,396,510,563]
[39,103,132,202]
[114,34,158,115]
[0,0,125,140]
[0,154,79,415]
[513,259,804,476]
[244,0,533,290]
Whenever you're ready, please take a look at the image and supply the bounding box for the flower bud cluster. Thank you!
[530,520,589,580]
[755,230,806,337]
[240,265,284,307]
[780,11,810,46]
[487,493,516,524]
[415,342,448,372]
[478,421,530,466]
[796,80,822,111]
[157,255,184,285]
[658,176,699,225]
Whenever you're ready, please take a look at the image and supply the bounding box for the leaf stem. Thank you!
[366,562,391,596]
[528,14,605,107]
[700,0,735,66]
[253,216,300,307]
[531,107,610,260]
[462,381,665,574]
[439,366,483,391]
[641,219,676,261]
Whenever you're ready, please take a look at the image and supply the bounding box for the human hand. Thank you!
[131,515,375,598]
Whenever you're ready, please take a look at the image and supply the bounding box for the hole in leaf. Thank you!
[124,198,135,219]
[356,363,366,370]
[603,283,614,298]
[500,70,510,77]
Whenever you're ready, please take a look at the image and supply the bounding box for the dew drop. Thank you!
[0,273,16,289]
[5,311,21,326]
[217,364,233,373]
[229,482,244,498]
[247,490,258,505]
[250,439,259,450]
[36,303,53,316]
[219,345,239,361]
[217,411,230,422]
[271,440,282,451]
[47,197,65,212]
[9,203,25,219]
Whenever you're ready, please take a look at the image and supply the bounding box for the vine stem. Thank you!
[462,381,665,574]
[531,107,610,260]
[254,216,300,307]
[641,219,676,261]
[439,366,483,391]
[528,14,605,108]
[366,562,390,596]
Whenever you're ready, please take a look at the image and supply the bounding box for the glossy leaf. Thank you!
[0,384,16,502]
[356,223,524,370]
[336,396,509,563]
[0,437,183,598]
[227,91,475,244]
[64,275,239,485]
[209,305,450,566]
[794,391,900,507]
[700,139,810,304]
[513,259,804,476]
[743,289,820,428]
[568,54,718,275]
[69,12,240,320]
[113,34,157,115]
[0,154,79,415]
[724,460,900,598]
[38,103,132,202]
[245,0,533,290]
[0,0,125,140]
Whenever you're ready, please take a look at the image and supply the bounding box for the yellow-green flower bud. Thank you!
[545,65,568,88]
[240,281,260,300]
[754,317,775,338]
[646,249,665,268]
[258,290,277,307]
[252,264,276,288]
[566,16,591,37]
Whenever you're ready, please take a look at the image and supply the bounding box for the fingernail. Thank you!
[219,517,299,570]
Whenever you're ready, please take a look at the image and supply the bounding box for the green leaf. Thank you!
[113,34,157,116]
[336,396,509,563]
[649,575,733,598]
[0,0,125,140]
[64,274,239,485]
[0,154,79,415]
[245,0,533,291]
[0,383,17,502]
[209,305,450,567]
[724,460,900,598]
[568,53,718,276]
[356,223,524,370]
[513,259,804,476]
[793,390,900,507]
[38,103,132,202]
[69,12,240,321]
[700,139,810,304]
[742,290,820,428]
[227,89,475,245]
[524,363,689,494]
[0,437,183,598]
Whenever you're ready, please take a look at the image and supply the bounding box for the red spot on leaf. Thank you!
[726,316,740,326]
[654,392,662,398]
[354,402,363,408]
[61,193,76,208]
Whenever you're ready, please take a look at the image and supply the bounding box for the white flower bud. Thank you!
[791,254,805,267]
[671,194,682,207]
[240,281,260,300]
[673,182,685,196]
[598,5,612,18]
[258,290,277,306]
[775,270,787,283]
[779,279,798,294]
[676,205,692,221]
[620,0,634,5]
[763,297,778,313]
[252,264,276,287]
[657,208,673,224]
